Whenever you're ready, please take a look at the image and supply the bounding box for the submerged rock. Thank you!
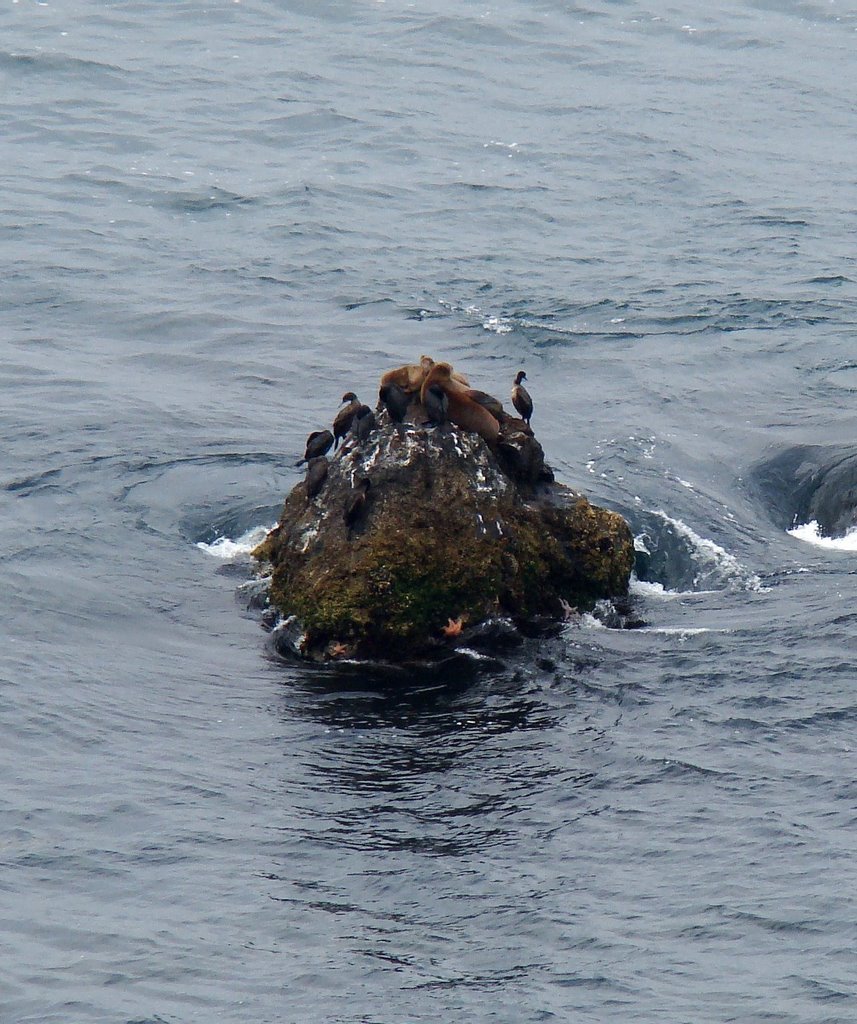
[253,405,634,663]
[749,444,857,537]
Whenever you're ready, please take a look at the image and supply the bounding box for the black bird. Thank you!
[511,370,533,425]
[295,429,334,467]
[423,383,448,427]
[350,404,376,442]
[333,392,361,449]
[344,477,371,531]
[304,456,329,501]
[379,382,410,424]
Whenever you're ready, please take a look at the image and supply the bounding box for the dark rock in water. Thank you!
[749,444,857,537]
[591,595,646,630]
[254,416,634,662]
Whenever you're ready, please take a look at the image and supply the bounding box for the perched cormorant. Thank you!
[344,477,371,531]
[304,456,329,501]
[295,429,334,467]
[423,383,449,426]
[333,392,361,449]
[379,382,410,423]
[511,370,533,425]
[350,404,376,441]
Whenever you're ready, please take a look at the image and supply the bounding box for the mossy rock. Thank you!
[255,420,633,661]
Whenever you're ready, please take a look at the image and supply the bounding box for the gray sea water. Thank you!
[3,1,857,1021]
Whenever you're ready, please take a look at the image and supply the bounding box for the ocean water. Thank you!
[2,1,857,1021]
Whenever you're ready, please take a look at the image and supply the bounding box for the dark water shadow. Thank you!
[265,655,583,856]
[272,650,559,741]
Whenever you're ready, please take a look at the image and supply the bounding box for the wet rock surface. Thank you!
[254,410,634,663]
[750,444,857,537]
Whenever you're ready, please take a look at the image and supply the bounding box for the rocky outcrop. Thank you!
[253,395,634,662]
[750,444,857,536]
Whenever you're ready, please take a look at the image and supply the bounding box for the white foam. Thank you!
[638,627,722,636]
[653,511,764,592]
[579,612,606,630]
[788,520,857,551]
[481,315,513,334]
[629,578,676,599]
[454,647,494,661]
[196,524,274,559]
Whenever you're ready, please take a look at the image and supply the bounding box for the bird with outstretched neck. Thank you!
[511,370,533,425]
[295,429,334,467]
[332,392,361,449]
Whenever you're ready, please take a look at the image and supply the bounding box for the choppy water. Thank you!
[3,1,857,1021]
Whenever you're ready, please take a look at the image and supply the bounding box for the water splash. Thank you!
[787,520,857,551]
[196,524,273,559]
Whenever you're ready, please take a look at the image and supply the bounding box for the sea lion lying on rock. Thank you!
[420,362,500,442]
[380,355,470,396]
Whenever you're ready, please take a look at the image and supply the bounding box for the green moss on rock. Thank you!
[254,421,633,660]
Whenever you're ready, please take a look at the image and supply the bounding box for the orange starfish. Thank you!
[441,616,464,637]
[328,641,349,658]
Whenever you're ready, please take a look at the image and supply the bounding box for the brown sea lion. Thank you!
[420,362,465,402]
[379,356,469,396]
[421,363,500,441]
[379,362,427,394]
[422,354,469,387]
[464,388,505,420]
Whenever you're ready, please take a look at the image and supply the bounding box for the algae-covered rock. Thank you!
[254,413,634,662]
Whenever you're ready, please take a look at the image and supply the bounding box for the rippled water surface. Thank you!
[3,1,857,1021]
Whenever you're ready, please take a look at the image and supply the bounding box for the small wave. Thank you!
[197,524,273,559]
[663,515,764,591]
[629,578,680,599]
[637,626,724,637]
[579,613,606,630]
[634,512,763,593]
[787,520,857,552]
[166,186,257,214]
[0,50,130,79]
[808,274,852,286]
[481,315,513,334]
